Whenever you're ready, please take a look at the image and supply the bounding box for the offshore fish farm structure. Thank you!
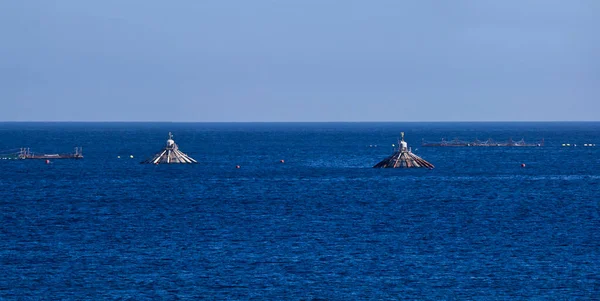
[421,138,544,147]
[0,147,83,160]
[141,132,198,164]
[374,133,434,169]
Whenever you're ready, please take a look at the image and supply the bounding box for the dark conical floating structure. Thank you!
[141,132,198,164]
[374,132,434,169]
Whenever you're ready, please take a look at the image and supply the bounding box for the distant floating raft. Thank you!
[141,132,198,164]
[374,133,434,169]
[422,137,544,147]
[0,147,83,160]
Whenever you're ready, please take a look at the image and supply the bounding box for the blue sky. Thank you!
[1,1,598,121]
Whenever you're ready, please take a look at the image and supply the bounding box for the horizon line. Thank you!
[1,120,599,123]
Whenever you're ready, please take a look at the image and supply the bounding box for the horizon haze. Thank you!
[1,1,598,122]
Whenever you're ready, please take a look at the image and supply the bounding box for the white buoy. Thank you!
[117,155,121,158]
[130,155,134,159]
[562,144,566,147]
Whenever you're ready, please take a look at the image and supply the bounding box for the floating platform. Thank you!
[421,138,544,147]
[0,147,83,160]
[141,132,197,164]
[374,133,434,169]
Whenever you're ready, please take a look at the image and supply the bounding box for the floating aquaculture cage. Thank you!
[422,137,544,147]
[141,132,198,164]
[0,147,83,160]
[374,133,434,169]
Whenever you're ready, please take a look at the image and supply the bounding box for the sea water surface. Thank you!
[1,122,599,299]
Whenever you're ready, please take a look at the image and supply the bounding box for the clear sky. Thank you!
[1,1,598,122]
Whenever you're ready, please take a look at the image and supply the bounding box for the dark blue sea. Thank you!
[1,122,599,300]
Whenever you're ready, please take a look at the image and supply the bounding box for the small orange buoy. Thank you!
[521,163,526,168]
[280,159,285,163]
[236,165,241,169]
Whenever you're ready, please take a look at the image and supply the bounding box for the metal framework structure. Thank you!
[374,132,434,169]
[141,132,198,164]
[0,147,83,160]
[422,138,544,147]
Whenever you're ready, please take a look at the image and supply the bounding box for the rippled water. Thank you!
[1,122,599,299]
